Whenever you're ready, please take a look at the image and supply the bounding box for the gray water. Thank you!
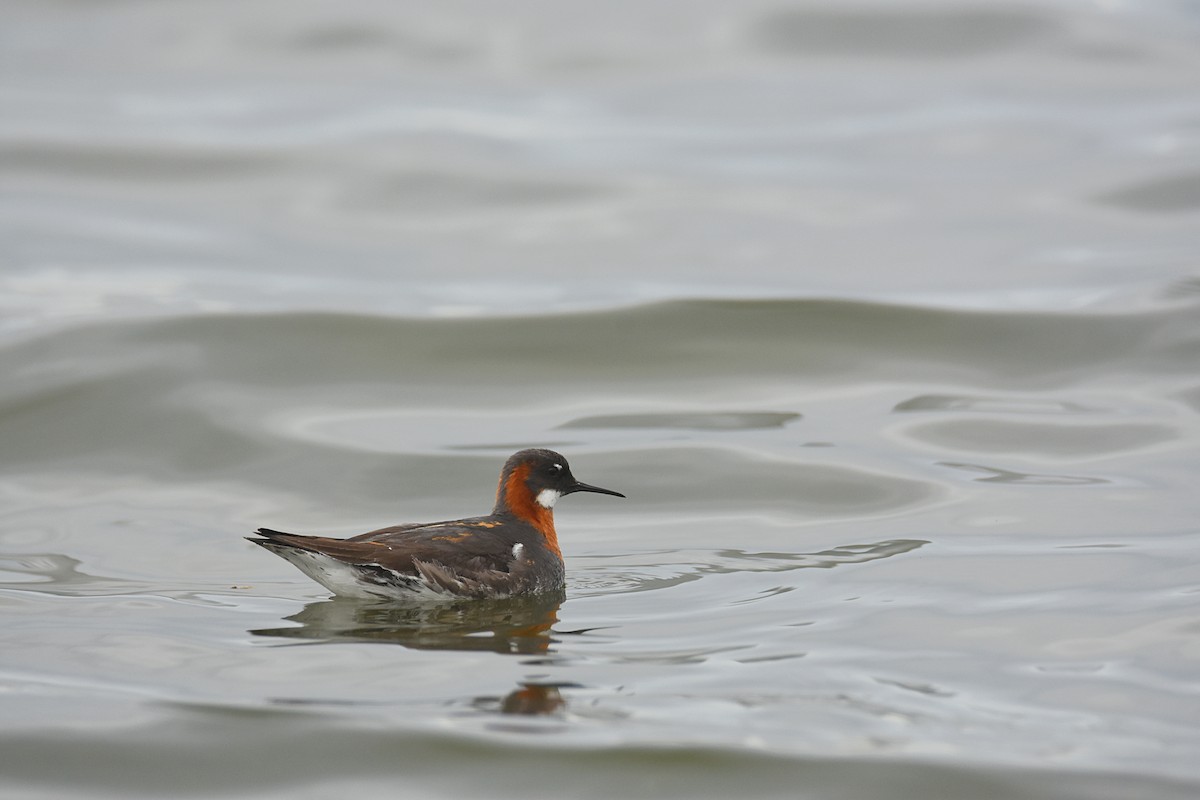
[3,2,1200,798]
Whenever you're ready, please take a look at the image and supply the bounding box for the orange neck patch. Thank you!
[500,463,560,558]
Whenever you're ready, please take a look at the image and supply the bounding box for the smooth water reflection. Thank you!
[251,592,564,655]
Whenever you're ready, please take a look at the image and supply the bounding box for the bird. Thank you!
[248,448,624,601]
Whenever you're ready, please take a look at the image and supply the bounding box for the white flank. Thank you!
[277,549,447,601]
[279,550,386,599]
[536,488,561,509]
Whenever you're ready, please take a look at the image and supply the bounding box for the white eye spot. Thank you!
[551,463,563,472]
[536,488,561,509]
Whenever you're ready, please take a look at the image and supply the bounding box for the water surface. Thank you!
[3,2,1200,799]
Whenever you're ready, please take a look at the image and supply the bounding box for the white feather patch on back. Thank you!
[511,543,525,560]
[536,488,561,509]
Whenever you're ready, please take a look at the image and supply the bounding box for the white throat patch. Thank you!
[536,488,561,509]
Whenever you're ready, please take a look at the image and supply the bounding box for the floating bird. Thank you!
[249,448,623,600]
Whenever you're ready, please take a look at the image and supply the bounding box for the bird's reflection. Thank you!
[472,682,574,716]
[250,590,565,655]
